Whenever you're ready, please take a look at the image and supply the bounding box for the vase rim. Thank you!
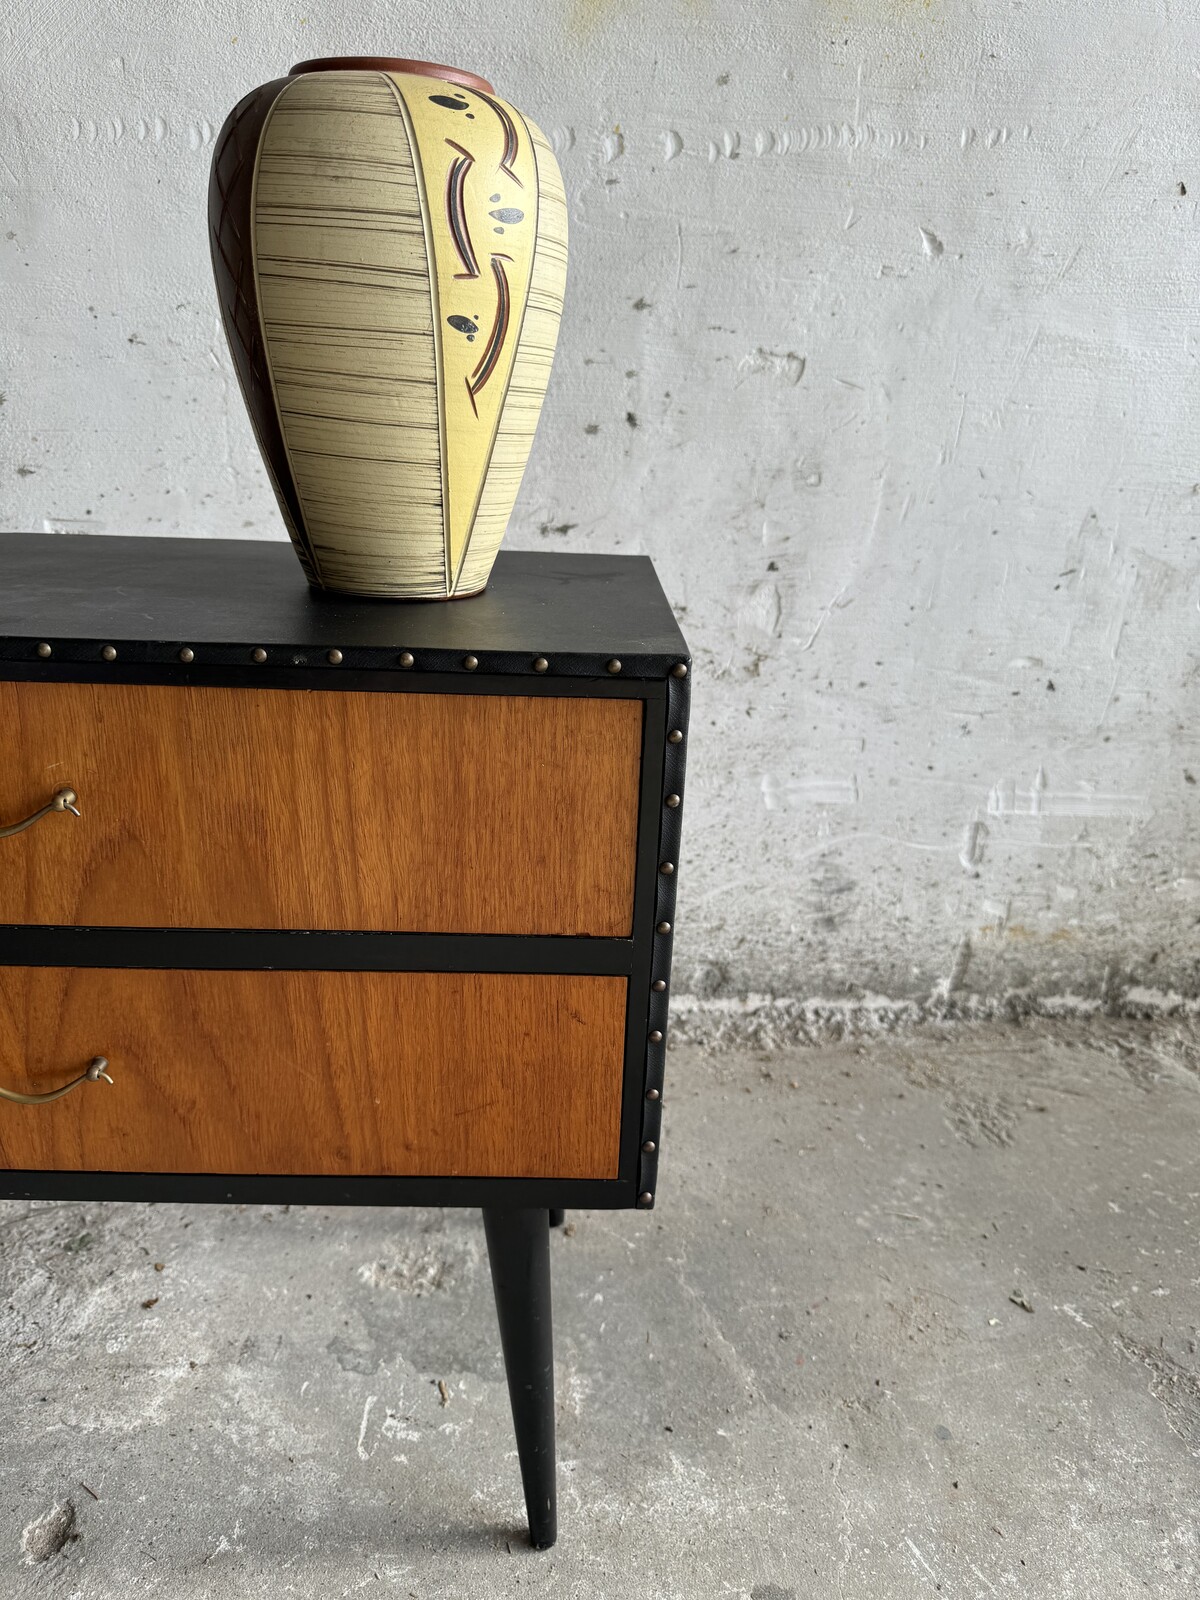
[288,57,496,95]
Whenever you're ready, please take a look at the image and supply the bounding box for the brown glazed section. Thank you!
[208,78,319,584]
[289,56,495,93]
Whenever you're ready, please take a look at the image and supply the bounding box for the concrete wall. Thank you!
[3,2,1197,1016]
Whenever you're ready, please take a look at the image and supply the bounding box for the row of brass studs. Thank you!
[33,642,690,681]
[639,699,688,1209]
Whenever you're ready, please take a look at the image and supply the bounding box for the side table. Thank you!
[0,532,690,1549]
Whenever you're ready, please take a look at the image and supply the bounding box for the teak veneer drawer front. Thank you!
[0,680,641,935]
[0,966,625,1179]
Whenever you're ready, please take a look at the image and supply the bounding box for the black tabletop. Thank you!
[0,533,688,679]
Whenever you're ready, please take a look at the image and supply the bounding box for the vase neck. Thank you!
[288,56,495,95]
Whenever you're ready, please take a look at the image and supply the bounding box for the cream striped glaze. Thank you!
[223,66,567,598]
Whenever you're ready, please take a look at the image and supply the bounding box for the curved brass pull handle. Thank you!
[0,1056,113,1106]
[0,787,80,840]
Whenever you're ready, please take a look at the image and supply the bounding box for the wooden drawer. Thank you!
[0,681,641,936]
[0,966,626,1178]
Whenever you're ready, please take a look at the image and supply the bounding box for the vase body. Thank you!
[209,58,568,598]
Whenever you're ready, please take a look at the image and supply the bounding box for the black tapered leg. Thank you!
[482,1207,556,1549]
[549,1209,566,1228]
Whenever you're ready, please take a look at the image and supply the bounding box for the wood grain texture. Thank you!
[0,681,641,935]
[0,967,626,1178]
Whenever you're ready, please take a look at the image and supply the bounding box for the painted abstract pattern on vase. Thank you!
[209,63,567,598]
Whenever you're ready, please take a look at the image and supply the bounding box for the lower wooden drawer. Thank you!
[0,967,626,1179]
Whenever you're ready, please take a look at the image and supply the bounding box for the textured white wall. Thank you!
[3,2,1198,1012]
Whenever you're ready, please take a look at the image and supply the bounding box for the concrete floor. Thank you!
[3,1019,1199,1598]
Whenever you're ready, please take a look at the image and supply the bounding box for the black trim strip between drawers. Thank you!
[0,926,634,976]
[0,1171,636,1209]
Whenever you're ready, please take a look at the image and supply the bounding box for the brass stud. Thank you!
[606,658,622,674]
[646,1088,661,1101]
[533,657,549,673]
[637,1191,654,1207]
[671,662,688,678]
[642,1140,656,1154]
[668,730,683,744]
[649,1029,663,1043]
[652,979,666,992]
[665,793,681,808]
[101,645,117,661]
[178,647,194,664]
[659,862,674,876]
[657,921,671,935]
[36,642,52,658]
[252,647,268,663]
[327,649,343,665]
[398,651,414,668]
[463,655,478,671]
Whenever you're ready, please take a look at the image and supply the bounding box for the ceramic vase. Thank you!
[209,57,568,598]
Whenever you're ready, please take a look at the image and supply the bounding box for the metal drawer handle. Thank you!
[0,1056,113,1106]
[0,787,80,840]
